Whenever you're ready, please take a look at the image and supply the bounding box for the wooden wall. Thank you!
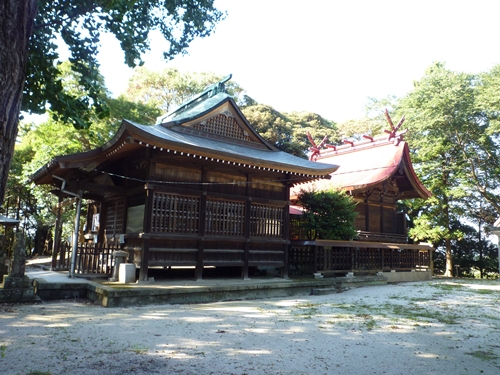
[89,150,291,279]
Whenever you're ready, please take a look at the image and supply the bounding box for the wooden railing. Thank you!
[74,243,120,276]
[290,240,432,274]
[356,231,407,244]
[51,242,72,270]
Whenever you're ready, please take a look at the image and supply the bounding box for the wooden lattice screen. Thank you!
[151,193,284,238]
[205,199,245,236]
[193,114,253,142]
[250,204,283,238]
[152,193,200,233]
[104,199,124,237]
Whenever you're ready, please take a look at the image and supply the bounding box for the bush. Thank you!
[297,188,358,240]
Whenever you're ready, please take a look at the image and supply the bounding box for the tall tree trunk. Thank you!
[478,219,484,279]
[444,238,453,277]
[443,197,453,277]
[0,1,37,206]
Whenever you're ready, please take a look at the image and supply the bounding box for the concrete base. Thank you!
[0,275,41,303]
[32,278,88,300]
[311,274,388,295]
[27,269,433,308]
[119,263,136,283]
[26,262,437,307]
[379,269,432,283]
[82,274,389,307]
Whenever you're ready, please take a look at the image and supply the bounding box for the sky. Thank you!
[96,0,500,123]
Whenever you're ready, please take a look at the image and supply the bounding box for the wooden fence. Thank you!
[51,242,72,270]
[290,239,432,274]
[74,243,119,276]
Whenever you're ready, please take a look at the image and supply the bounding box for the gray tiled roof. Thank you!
[130,120,336,174]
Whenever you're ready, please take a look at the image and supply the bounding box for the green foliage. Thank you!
[23,0,225,129]
[297,188,357,240]
[123,67,243,113]
[114,70,342,157]
[4,59,164,250]
[106,95,162,126]
[431,219,499,278]
[336,117,384,141]
[396,62,500,276]
[242,103,339,158]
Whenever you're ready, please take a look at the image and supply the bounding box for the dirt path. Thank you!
[1,279,500,375]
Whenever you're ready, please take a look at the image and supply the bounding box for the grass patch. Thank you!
[330,303,353,310]
[128,344,148,354]
[475,289,497,295]
[431,283,465,291]
[364,319,377,330]
[466,350,500,361]
[294,303,320,318]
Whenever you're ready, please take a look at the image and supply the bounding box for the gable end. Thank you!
[192,112,254,142]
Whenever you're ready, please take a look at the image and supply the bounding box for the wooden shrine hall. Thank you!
[289,112,434,280]
[32,76,339,281]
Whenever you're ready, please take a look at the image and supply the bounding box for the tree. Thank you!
[431,219,498,278]
[123,67,243,113]
[0,0,225,206]
[336,117,384,141]
[297,188,358,240]
[398,62,500,277]
[3,61,163,255]
[241,103,339,158]
[119,70,339,157]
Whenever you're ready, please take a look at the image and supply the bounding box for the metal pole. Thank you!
[69,193,82,278]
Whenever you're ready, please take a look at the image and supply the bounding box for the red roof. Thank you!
[292,135,431,200]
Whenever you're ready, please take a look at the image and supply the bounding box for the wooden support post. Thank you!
[196,192,207,281]
[139,187,154,282]
[313,245,318,273]
[282,180,290,278]
[381,248,385,270]
[364,200,369,232]
[242,174,252,279]
[243,197,251,279]
[51,195,63,270]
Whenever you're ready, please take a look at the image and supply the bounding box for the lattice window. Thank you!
[205,199,245,236]
[152,193,200,234]
[104,199,124,236]
[192,114,253,141]
[250,204,283,238]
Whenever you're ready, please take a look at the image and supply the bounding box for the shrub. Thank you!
[297,188,357,240]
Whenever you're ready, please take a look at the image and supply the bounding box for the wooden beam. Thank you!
[291,239,434,250]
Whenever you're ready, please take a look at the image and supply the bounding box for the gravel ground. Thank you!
[1,278,500,375]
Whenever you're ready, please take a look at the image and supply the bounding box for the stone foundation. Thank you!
[0,275,40,303]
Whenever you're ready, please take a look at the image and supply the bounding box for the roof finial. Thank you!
[306,131,328,161]
[384,109,406,141]
[168,74,233,117]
